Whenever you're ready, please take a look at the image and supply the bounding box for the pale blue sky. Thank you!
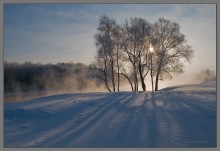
[4,4,216,84]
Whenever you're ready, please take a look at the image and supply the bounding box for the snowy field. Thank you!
[4,81,216,148]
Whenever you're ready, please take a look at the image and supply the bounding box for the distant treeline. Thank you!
[4,61,101,94]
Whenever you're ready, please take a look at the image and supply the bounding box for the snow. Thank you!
[4,81,216,148]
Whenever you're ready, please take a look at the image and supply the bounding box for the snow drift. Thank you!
[4,81,216,148]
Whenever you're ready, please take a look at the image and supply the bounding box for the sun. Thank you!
[149,45,154,52]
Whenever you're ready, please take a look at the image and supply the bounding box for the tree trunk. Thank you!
[151,73,154,92]
[102,57,112,92]
[111,57,115,92]
[133,63,138,91]
[134,71,138,91]
[119,73,134,91]
[117,70,120,92]
[105,80,112,92]
[134,75,138,91]
[155,73,159,91]
[155,57,162,91]
[117,55,120,92]
[150,56,154,92]
[104,68,111,92]
[128,78,134,92]
[138,64,146,91]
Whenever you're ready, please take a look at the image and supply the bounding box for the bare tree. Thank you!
[89,53,112,92]
[151,18,194,91]
[122,17,151,91]
[118,58,135,91]
[148,49,156,92]
[196,68,216,82]
[111,24,124,92]
[122,19,139,91]
[92,15,123,92]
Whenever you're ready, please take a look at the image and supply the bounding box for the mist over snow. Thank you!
[4,61,106,99]
[4,81,216,147]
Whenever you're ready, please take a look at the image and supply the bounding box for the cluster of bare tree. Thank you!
[89,15,194,92]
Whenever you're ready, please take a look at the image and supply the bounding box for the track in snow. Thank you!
[4,82,216,147]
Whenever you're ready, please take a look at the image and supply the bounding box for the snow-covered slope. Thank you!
[4,81,216,148]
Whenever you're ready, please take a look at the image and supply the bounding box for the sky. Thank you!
[3,4,216,89]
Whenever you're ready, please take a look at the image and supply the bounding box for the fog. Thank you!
[4,61,216,102]
[157,68,216,90]
[4,61,106,102]
[120,68,216,92]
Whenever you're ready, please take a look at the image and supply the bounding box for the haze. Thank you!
[4,4,216,90]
